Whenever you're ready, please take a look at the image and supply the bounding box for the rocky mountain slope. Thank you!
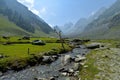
[80,0,120,39]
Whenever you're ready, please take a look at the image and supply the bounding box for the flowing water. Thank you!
[0,46,89,80]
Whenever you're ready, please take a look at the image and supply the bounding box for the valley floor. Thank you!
[80,40,120,80]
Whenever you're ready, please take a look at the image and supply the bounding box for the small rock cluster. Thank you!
[34,54,86,80]
[59,54,86,77]
[42,55,58,64]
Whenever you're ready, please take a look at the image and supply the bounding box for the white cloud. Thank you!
[40,7,46,13]
[48,24,53,28]
[17,0,40,15]
[31,9,40,15]
[91,11,95,16]
[17,0,34,9]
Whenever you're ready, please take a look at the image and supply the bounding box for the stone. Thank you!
[52,55,58,60]
[42,56,54,63]
[74,55,86,62]
[61,55,71,65]
[84,65,88,68]
[58,67,69,72]
[58,68,65,72]
[80,62,85,66]
[73,63,81,71]
[68,68,74,73]
[79,45,86,49]
[61,72,67,76]
[0,72,3,76]
[34,77,46,80]
[0,55,3,58]
[74,71,79,76]
[102,55,109,58]
[86,43,100,49]
[53,75,59,78]
[49,77,55,80]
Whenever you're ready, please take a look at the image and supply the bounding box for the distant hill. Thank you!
[60,7,106,37]
[0,0,54,37]
[80,0,120,39]
[58,22,73,34]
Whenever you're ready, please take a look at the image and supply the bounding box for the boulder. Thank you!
[86,43,100,49]
[42,55,58,64]
[49,77,55,80]
[0,55,3,58]
[68,68,74,73]
[73,63,82,71]
[74,55,86,62]
[42,56,53,63]
[51,55,58,60]
[32,40,46,45]
[61,55,71,65]
[0,72,3,76]
[61,72,67,76]
[79,45,86,49]
[22,36,30,40]
[58,68,69,73]
[34,77,46,80]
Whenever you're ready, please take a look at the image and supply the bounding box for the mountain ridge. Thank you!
[0,0,54,37]
[79,0,120,39]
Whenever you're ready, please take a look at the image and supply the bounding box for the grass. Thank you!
[0,43,65,58]
[95,39,120,48]
[0,14,56,37]
[0,37,58,43]
[0,14,30,36]
[0,37,71,72]
[79,50,99,80]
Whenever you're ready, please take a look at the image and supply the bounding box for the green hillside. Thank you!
[0,0,55,37]
[0,14,31,36]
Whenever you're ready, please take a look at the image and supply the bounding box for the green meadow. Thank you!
[0,37,71,72]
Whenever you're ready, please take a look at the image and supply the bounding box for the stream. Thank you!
[0,45,89,80]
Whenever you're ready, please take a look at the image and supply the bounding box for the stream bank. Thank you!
[0,44,90,80]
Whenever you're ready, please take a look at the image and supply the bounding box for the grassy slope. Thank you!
[104,26,120,39]
[0,14,54,37]
[80,25,120,39]
[0,14,31,36]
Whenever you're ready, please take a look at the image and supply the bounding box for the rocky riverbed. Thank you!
[0,45,90,80]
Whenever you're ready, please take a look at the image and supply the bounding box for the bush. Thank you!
[27,54,43,66]
[0,60,8,72]
[8,58,27,71]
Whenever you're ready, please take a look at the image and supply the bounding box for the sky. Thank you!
[17,0,116,27]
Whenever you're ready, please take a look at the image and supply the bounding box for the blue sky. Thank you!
[18,0,116,27]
